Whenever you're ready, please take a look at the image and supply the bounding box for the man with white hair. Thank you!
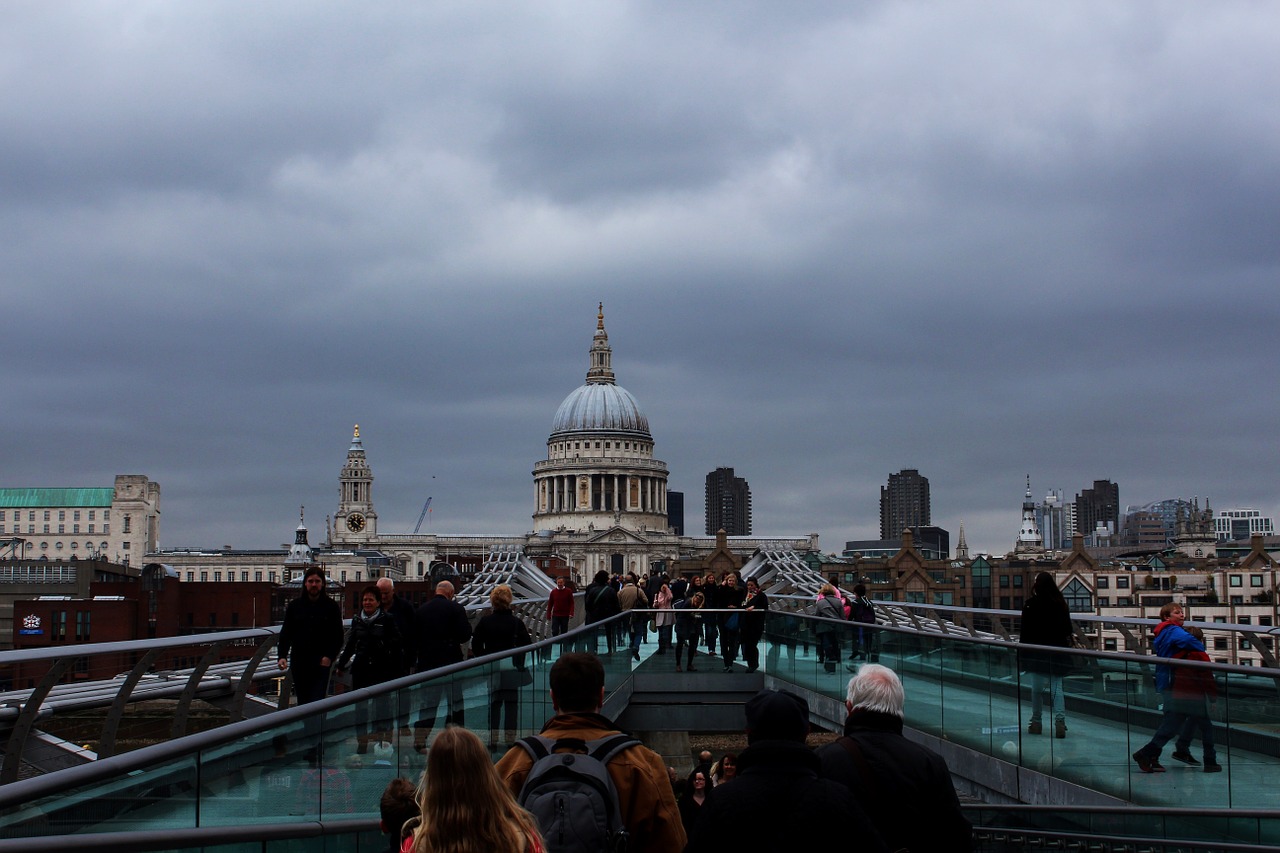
[817,664,972,852]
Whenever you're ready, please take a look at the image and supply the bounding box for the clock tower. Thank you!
[335,424,377,544]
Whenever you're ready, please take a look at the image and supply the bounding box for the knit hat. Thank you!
[744,688,809,743]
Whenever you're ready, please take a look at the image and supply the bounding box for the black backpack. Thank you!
[851,598,876,625]
[516,733,640,853]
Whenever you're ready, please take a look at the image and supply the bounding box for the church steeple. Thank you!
[1014,475,1044,554]
[585,302,616,385]
[956,521,970,561]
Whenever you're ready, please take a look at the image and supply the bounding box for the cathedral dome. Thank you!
[551,382,650,437]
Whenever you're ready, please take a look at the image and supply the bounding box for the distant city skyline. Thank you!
[3,4,1277,559]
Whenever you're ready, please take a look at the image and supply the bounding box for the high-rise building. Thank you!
[1037,488,1072,551]
[1075,479,1119,539]
[705,467,752,535]
[1214,508,1275,541]
[880,469,930,539]
[667,490,684,536]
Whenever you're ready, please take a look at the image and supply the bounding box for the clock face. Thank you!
[347,513,366,533]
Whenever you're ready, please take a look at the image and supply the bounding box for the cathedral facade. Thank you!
[151,307,813,586]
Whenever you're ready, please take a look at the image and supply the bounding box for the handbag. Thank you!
[724,612,740,631]
[498,667,534,689]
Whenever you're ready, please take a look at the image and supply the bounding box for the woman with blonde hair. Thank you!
[472,584,533,751]
[405,726,544,853]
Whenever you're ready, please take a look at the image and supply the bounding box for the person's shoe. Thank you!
[745,666,758,673]
[675,664,683,672]
[687,665,698,672]
[1027,721,1042,735]
[1204,761,1223,773]
[1133,752,1165,773]
[632,650,640,661]
[723,666,733,673]
[1055,720,1067,739]
[1171,751,1200,766]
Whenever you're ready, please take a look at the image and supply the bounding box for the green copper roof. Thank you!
[0,488,114,508]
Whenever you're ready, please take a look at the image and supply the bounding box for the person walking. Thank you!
[1133,603,1215,773]
[701,572,720,656]
[654,580,675,655]
[674,591,705,672]
[336,585,409,750]
[473,584,534,751]
[411,580,472,752]
[618,573,649,662]
[813,584,844,673]
[583,570,620,655]
[739,577,768,673]
[278,566,344,705]
[1020,571,1076,738]
[545,575,574,654]
[718,573,746,672]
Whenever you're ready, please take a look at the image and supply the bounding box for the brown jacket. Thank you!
[495,711,686,853]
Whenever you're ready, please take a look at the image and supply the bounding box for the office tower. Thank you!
[1075,479,1119,538]
[667,490,684,536]
[1037,489,1071,550]
[705,467,752,535]
[880,469,930,539]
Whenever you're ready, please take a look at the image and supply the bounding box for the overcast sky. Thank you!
[4,2,1277,558]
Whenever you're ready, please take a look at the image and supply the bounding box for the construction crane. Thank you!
[413,497,433,534]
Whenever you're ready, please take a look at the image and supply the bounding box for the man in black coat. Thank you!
[685,688,887,853]
[277,566,344,705]
[583,570,621,654]
[817,664,972,852]
[411,580,473,750]
[376,576,416,673]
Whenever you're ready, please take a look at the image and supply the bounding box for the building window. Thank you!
[122,542,129,550]
[103,524,109,535]
[214,572,221,582]
[231,612,240,626]
[43,524,50,534]
[1251,575,1264,587]
[187,572,195,582]
[1062,578,1092,612]
[999,575,1010,588]
[88,524,94,533]
[1117,596,1132,606]
[0,511,5,520]
[1230,595,1244,605]
[1239,638,1252,650]
[52,611,67,641]
[1230,575,1242,587]
[123,515,131,533]
[200,572,208,582]
[1240,616,1252,625]
[269,571,277,583]
[89,511,95,520]
[1116,576,1130,589]
[73,511,80,521]
[73,524,79,534]
[58,511,65,522]
[75,612,90,642]
[1103,638,1117,651]
[57,524,64,534]
[254,571,262,582]
[1261,616,1273,627]
[1214,637,1228,650]
[1097,596,1109,607]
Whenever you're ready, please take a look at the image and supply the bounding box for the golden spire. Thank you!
[353,424,360,439]
[597,302,604,330]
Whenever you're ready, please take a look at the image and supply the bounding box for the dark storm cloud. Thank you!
[2,2,1277,556]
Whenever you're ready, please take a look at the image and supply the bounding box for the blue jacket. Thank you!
[1152,620,1204,692]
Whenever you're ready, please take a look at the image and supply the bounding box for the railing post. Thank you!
[1,657,76,784]
[100,647,164,758]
